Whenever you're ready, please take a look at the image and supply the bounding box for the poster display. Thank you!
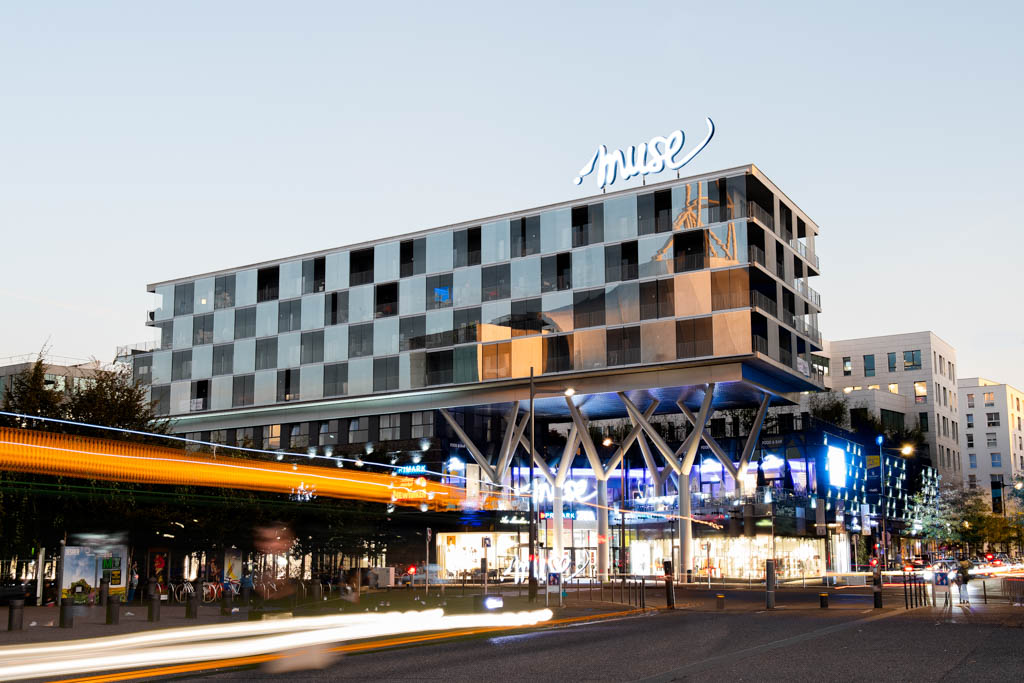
[61,545,129,602]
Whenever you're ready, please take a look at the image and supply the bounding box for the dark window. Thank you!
[192,313,214,345]
[637,189,673,235]
[607,326,641,366]
[426,349,454,385]
[214,275,235,309]
[234,306,256,339]
[481,264,511,301]
[424,324,453,349]
[257,267,279,302]
[373,356,400,392]
[572,203,604,247]
[511,298,542,337]
[604,241,638,282]
[156,321,173,350]
[173,282,194,316]
[349,248,374,286]
[919,412,929,433]
[255,338,277,370]
[673,231,705,272]
[400,315,426,351]
[453,307,481,344]
[676,317,713,359]
[151,385,171,416]
[543,334,574,373]
[375,282,399,318]
[277,369,300,402]
[171,350,192,381]
[454,346,478,383]
[639,278,675,319]
[481,343,511,380]
[887,352,897,372]
[426,273,453,310]
[278,299,302,333]
[190,379,210,412]
[348,323,374,358]
[710,268,749,310]
[325,291,349,326]
[302,257,326,294]
[573,288,605,329]
[233,374,254,405]
[453,226,481,268]
[541,252,572,292]
[323,362,348,397]
[400,238,426,277]
[511,215,541,257]
[864,354,876,377]
[301,330,324,364]
[212,344,234,375]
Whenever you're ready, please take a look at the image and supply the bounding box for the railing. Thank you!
[748,201,774,230]
[789,238,820,270]
[780,309,796,327]
[779,347,793,368]
[747,245,766,268]
[673,253,706,272]
[711,291,749,311]
[752,335,768,355]
[116,341,160,358]
[807,285,821,308]
[749,291,778,317]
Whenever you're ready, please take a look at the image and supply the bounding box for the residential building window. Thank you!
[190,379,210,412]
[323,362,348,397]
[510,298,542,337]
[276,369,299,402]
[966,433,974,448]
[349,248,374,286]
[967,393,975,408]
[639,278,674,320]
[256,267,279,302]
[400,315,426,351]
[511,216,541,258]
[278,299,302,333]
[234,306,256,339]
[863,354,875,377]
[193,314,214,345]
[255,338,277,370]
[982,392,994,406]
[969,453,977,469]
[426,349,454,385]
[919,412,929,432]
[325,291,349,326]
[987,433,997,448]
[302,256,326,294]
[543,334,574,373]
[171,350,192,381]
[606,326,641,366]
[903,349,922,371]
[373,356,399,392]
[264,425,282,450]
[541,253,572,292]
[133,355,152,384]
[212,344,233,376]
[173,282,195,316]
[214,274,235,309]
[300,331,324,364]
[400,238,426,278]
[966,414,974,428]
[426,274,454,310]
[481,342,512,380]
[375,282,399,318]
[348,417,368,443]
[573,288,606,329]
[968,474,976,489]
[453,226,481,268]
[842,357,852,376]
[571,203,604,248]
[887,352,897,373]
[379,414,401,440]
[156,321,173,350]
[637,189,672,235]
[231,374,254,407]
[676,317,714,359]
[888,383,899,394]
[604,241,638,282]
[411,410,434,438]
[481,264,511,301]
[987,412,1001,427]
[453,307,480,344]
[348,323,374,358]
[942,416,949,436]
[913,381,927,404]
[991,452,1002,468]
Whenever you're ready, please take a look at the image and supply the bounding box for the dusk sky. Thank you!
[2,1,1021,387]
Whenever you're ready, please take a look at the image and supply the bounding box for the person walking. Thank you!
[956,560,971,604]
[127,562,139,604]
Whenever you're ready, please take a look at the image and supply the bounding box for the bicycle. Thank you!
[172,580,196,604]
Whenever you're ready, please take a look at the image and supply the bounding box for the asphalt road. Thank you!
[196,603,1024,682]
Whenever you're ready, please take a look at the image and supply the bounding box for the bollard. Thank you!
[99,578,109,607]
[664,560,675,609]
[765,559,776,610]
[106,595,120,625]
[686,569,693,585]
[60,601,75,628]
[819,592,829,609]
[220,585,232,616]
[641,578,646,608]
[185,592,198,619]
[241,584,251,606]
[148,580,161,623]
[903,572,909,609]
[716,593,725,610]
[7,598,25,631]
[872,567,883,609]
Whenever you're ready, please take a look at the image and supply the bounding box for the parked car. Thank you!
[399,564,450,586]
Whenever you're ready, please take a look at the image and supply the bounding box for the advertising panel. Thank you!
[60,545,129,602]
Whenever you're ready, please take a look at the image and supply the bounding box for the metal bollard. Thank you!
[7,598,25,631]
[872,568,883,609]
[241,584,251,606]
[106,595,120,625]
[60,601,75,628]
[99,578,109,607]
[716,593,725,610]
[148,586,161,622]
[664,560,675,609]
[641,578,646,608]
[765,559,776,610]
[819,592,829,609]
[220,585,232,616]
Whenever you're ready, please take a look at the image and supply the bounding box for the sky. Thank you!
[1,1,1022,386]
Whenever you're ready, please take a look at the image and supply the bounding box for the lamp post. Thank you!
[528,367,537,602]
[875,437,914,569]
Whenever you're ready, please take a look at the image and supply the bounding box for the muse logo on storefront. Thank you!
[573,117,715,190]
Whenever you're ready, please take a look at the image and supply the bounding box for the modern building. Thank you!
[0,354,103,400]
[123,163,826,580]
[957,378,1024,512]
[826,332,961,484]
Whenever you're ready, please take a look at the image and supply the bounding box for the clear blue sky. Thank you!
[2,1,1021,387]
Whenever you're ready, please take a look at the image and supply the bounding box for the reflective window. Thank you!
[193,314,214,345]
[637,189,672,235]
[676,317,713,359]
[482,220,510,264]
[511,298,542,337]
[426,349,454,385]
[604,282,640,327]
[710,268,749,311]
[212,344,233,376]
[374,317,400,355]
[301,330,324,364]
[400,275,427,314]
[189,380,209,411]
[302,257,326,294]
[641,320,676,364]
[541,291,574,333]
[887,352,897,373]
[604,195,637,243]
[914,380,927,403]
[374,356,400,391]
[540,208,572,253]
[639,279,674,320]
[325,291,348,325]
[573,288,605,329]
[255,338,277,370]
[572,245,604,289]
[604,241,638,282]
[511,257,541,299]
[425,309,453,348]
[707,222,746,268]
[375,242,400,282]
[637,234,673,279]
[426,273,454,310]
[453,346,478,383]
[511,216,541,257]
[348,285,374,323]
[151,385,171,415]
[171,350,192,381]
[323,362,348,397]
[606,326,641,366]
[375,282,399,318]
[349,248,374,286]
[541,253,572,292]
[673,231,705,272]
[481,342,512,380]
[543,334,573,373]
[257,267,279,302]
[174,282,195,316]
[156,321,173,350]
[453,307,481,344]
[276,369,300,402]
[904,350,922,371]
[214,275,235,309]
[278,299,302,333]
[426,232,453,273]
[572,329,606,370]
[400,315,426,351]
[864,354,876,377]
[453,226,481,268]
[482,264,511,301]
[232,374,254,407]
[348,322,374,358]
[572,203,604,248]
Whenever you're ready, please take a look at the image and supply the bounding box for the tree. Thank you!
[917,485,991,555]
[1,355,65,427]
[807,392,849,429]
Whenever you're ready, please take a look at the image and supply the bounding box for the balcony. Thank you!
[116,341,159,359]
[748,245,766,268]
[752,334,768,355]
[789,238,820,270]
[749,290,778,317]
[747,201,775,230]
[673,253,706,273]
[794,279,822,308]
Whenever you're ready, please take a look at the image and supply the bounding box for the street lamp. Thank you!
[875,436,914,569]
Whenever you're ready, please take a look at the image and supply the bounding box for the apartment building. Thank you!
[958,378,1024,512]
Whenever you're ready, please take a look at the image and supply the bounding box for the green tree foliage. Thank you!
[916,485,992,553]
[807,392,849,429]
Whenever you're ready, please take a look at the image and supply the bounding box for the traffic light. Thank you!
[869,557,879,568]
[985,553,994,561]
[407,565,417,575]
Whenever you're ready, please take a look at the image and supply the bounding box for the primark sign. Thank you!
[573,118,715,190]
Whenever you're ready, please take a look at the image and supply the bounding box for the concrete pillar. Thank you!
[552,488,564,560]
[597,479,609,581]
[679,472,693,580]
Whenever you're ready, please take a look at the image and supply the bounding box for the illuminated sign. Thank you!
[573,118,715,190]
[397,464,428,475]
[827,446,847,487]
[499,515,528,525]
[533,479,596,505]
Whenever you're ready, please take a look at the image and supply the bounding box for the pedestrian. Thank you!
[127,562,139,604]
[956,560,971,604]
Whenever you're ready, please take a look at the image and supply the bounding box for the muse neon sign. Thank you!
[573,118,715,190]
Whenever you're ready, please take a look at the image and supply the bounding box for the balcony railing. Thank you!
[673,253,706,273]
[794,279,822,308]
[748,245,766,268]
[752,334,768,355]
[116,341,159,358]
[779,347,793,368]
[747,201,774,230]
[711,291,749,311]
[789,238,820,270]
[749,290,778,317]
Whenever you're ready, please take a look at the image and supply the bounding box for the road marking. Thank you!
[637,609,909,682]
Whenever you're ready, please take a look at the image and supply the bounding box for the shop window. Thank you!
[214,274,235,309]
[257,267,279,302]
[302,257,326,294]
[453,226,481,268]
[232,374,254,407]
[511,216,541,258]
[349,248,374,286]
[323,362,348,397]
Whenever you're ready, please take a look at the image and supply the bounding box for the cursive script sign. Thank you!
[573,118,715,190]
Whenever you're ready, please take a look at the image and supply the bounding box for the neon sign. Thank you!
[573,118,715,190]
[397,464,428,475]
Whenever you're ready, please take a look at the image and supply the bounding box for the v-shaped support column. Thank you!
[676,399,739,481]
[737,394,771,494]
[438,408,497,484]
